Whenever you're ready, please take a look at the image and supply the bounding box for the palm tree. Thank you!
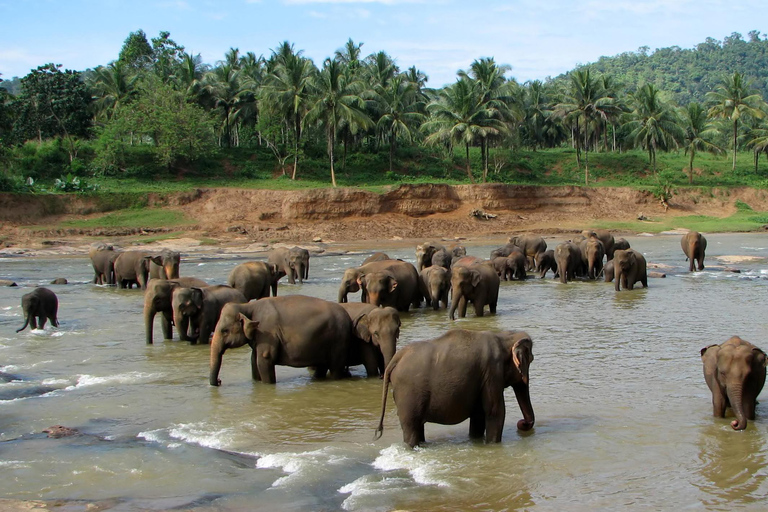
[305,58,372,187]
[174,52,207,101]
[88,61,138,121]
[680,102,723,184]
[523,80,550,150]
[624,83,684,174]
[201,62,242,147]
[706,72,766,170]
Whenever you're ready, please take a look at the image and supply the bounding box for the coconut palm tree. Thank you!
[174,52,207,101]
[706,72,766,170]
[523,80,550,150]
[305,58,372,187]
[680,102,723,184]
[88,61,138,121]
[200,62,242,147]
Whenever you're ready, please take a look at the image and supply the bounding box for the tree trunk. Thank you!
[329,130,337,188]
[584,125,589,185]
[689,150,695,185]
[389,131,394,173]
[292,115,301,180]
[465,143,474,183]
[733,120,738,171]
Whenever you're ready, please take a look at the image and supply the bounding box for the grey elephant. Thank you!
[508,235,547,270]
[451,246,467,258]
[579,235,605,280]
[172,285,246,345]
[358,260,421,312]
[490,243,522,260]
[613,249,647,291]
[89,243,118,285]
[449,259,500,319]
[17,287,59,332]
[419,265,450,310]
[227,261,277,301]
[291,247,310,282]
[50,278,68,285]
[340,303,401,377]
[613,238,630,253]
[682,231,707,272]
[375,329,535,447]
[338,260,419,308]
[583,229,616,260]
[149,249,181,280]
[114,251,178,290]
[603,259,615,282]
[535,250,557,279]
[431,248,452,269]
[701,336,767,430]
[555,242,581,283]
[416,241,446,272]
[362,252,391,265]
[209,295,354,386]
[144,277,208,344]
[504,253,527,280]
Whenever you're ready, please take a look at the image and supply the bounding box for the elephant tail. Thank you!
[374,360,396,440]
[16,315,30,333]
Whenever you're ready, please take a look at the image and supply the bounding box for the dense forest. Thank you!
[1,29,768,192]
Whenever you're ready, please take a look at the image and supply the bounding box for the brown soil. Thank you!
[1,184,766,254]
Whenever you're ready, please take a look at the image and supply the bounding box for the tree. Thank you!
[305,58,371,187]
[680,102,723,184]
[706,72,766,170]
[0,74,14,146]
[88,61,138,122]
[200,56,243,147]
[151,31,185,81]
[118,30,153,70]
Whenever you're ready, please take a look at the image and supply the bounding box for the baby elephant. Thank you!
[17,287,59,332]
[375,329,535,447]
[701,336,767,430]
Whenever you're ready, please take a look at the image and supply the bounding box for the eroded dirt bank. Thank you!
[1,184,767,250]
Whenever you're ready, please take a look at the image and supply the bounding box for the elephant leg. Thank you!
[698,257,705,271]
[400,416,425,449]
[178,316,191,342]
[711,386,727,417]
[29,316,38,330]
[489,298,497,314]
[313,366,328,379]
[256,347,277,384]
[196,322,212,345]
[271,281,278,297]
[360,345,380,377]
[161,311,173,340]
[483,390,506,443]
[469,409,486,439]
[474,300,485,317]
[458,297,468,318]
[250,350,262,381]
[50,315,59,328]
[288,271,296,285]
[37,316,46,330]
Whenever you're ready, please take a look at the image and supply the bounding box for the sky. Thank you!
[0,0,765,87]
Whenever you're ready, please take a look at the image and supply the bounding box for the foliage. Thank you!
[52,173,98,193]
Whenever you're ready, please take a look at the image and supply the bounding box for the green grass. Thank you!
[56,209,192,229]
[594,208,768,233]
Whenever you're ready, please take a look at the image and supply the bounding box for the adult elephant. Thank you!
[172,285,246,344]
[89,244,119,285]
[267,247,294,287]
[149,249,181,280]
[359,260,421,312]
[701,336,767,431]
[362,252,391,265]
[227,261,277,301]
[431,248,452,269]
[449,259,500,320]
[290,247,310,283]
[508,235,547,270]
[416,241,446,272]
[114,251,179,290]
[682,231,707,272]
[209,295,354,386]
[535,250,557,279]
[554,242,581,283]
[419,265,450,310]
[613,238,630,252]
[613,249,648,291]
[144,277,208,344]
[340,303,401,377]
[375,329,535,447]
[490,243,522,260]
[579,235,605,280]
[16,287,59,332]
[583,229,615,260]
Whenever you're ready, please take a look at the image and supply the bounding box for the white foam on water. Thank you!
[372,444,451,487]
[67,372,163,389]
[167,423,241,452]
[41,378,71,386]
[339,474,413,511]
[137,429,165,444]
[2,360,54,371]
[50,331,65,337]
[256,447,351,488]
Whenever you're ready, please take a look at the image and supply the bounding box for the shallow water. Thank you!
[1,234,767,511]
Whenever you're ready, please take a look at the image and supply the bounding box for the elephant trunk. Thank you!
[338,286,348,303]
[431,297,439,310]
[210,334,225,386]
[175,310,190,342]
[449,286,460,320]
[513,383,535,431]
[144,304,155,344]
[727,385,747,430]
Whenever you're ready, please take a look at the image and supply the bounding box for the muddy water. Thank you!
[1,234,768,511]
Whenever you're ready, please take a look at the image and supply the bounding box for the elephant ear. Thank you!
[512,336,534,367]
[753,348,768,367]
[470,269,482,287]
[191,288,205,309]
[239,313,259,341]
[388,276,398,293]
[149,255,163,266]
[352,313,373,343]
[700,344,719,359]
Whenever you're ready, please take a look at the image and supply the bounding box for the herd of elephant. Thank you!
[11,229,765,447]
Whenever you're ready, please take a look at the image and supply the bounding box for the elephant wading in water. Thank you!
[555,242,581,283]
[535,250,557,279]
[701,336,767,430]
[682,231,707,272]
[338,260,420,311]
[375,329,535,447]
[172,285,246,344]
[89,243,118,285]
[209,295,354,386]
[149,249,181,280]
[144,277,208,344]
[449,258,500,319]
[583,229,615,260]
[416,242,446,272]
[508,235,547,270]
[227,261,277,301]
[114,251,180,290]
[17,288,59,332]
[579,235,605,280]
[613,249,647,291]
[419,265,450,310]
[340,303,401,377]
[362,252,391,265]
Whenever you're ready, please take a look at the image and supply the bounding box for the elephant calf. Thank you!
[419,265,450,310]
[375,329,535,447]
[682,231,707,272]
[701,336,767,430]
[340,303,401,377]
[172,285,246,345]
[17,287,59,332]
[449,259,500,319]
[535,250,557,279]
[613,249,647,291]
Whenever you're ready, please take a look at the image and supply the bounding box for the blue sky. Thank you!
[0,0,764,86]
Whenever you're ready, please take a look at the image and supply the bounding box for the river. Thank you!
[1,233,767,511]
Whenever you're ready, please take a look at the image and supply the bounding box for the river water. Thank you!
[1,234,767,511]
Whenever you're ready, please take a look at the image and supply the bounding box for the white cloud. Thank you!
[308,9,328,17]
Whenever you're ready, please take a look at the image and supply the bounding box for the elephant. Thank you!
[579,235,605,280]
[613,249,648,291]
[50,278,68,285]
[340,303,401,377]
[374,329,535,447]
[419,265,450,310]
[508,235,547,270]
[358,260,421,312]
[144,277,208,344]
[682,231,707,272]
[451,246,467,258]
[449,259,500,319]
[603,259,615,282]
[416,241,446,272]
[614,238,630,252]
[701,336,767,431]
[583,229,615,260]
[172,285,246,345]
[491,255,524,281]
[290,247,310,283]
[490,243,522,260]
[555,242,581,283]
[149,249,181,280]
[89,244,119,285]
[114,251,176,289]
[209,295,354,386]
[16,287,59,332]
[362,252,391,265]
[227,261,277,301]
[535,250,558,279]
[431,248,452,269]
[339,260,419,308]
